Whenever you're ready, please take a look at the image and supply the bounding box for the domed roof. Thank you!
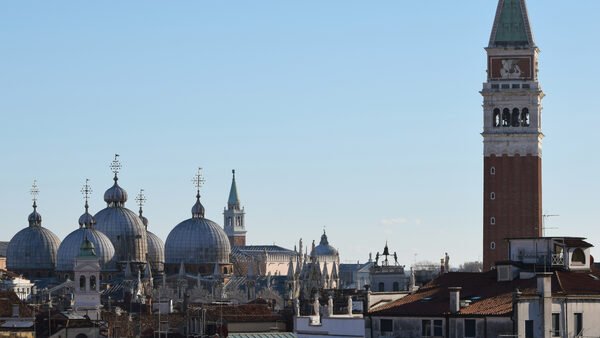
[57,227,115,272]
[314,231,338,256]
[165,194,230,265]
[104,176,128,206]
[94,206,148,263]
[7,204,61,271]
[147,230,165,270]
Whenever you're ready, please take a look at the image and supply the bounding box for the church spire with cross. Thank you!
[224,169,246,247]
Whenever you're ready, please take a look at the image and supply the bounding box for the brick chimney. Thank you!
[449,287,461,314]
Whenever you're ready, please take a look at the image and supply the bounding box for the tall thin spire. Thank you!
[228,169,241,210]
[488,0,535,48]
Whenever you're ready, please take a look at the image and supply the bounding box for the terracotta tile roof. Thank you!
[554,270,600,295]
[200,304,283,322]
[370,271,534,317]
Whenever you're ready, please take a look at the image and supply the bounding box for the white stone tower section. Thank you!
[224,170,247,247]
[73,238,102,320]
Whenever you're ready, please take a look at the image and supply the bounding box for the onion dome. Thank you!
[57,188,115,272]
[314,230,338,256]
[7,189,61,272]
[94,155,148,264]
[165,169,231,267]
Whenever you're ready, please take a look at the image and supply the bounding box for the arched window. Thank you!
[521,108,530,126]
[511,108,520,127]
[378,282,385,292]
[79,276,86,290]
[490,192,496,200]
[392,282,400,291]
[90,275,97,290]
[490,242,496,250]
[76,333,88,338]
[490,217,496,225]
[572,248,586,264]
[493,108,501,127]
[490,167,496,175]
[502,108,510,126]
[64,274,69,281]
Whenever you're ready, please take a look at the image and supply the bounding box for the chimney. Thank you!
[11,304,19,318]
[537,273,552,338]
[448,287,461,314]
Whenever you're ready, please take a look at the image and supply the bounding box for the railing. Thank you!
[551,254,564,266]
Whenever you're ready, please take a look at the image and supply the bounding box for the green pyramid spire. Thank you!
[489,0,535,47]
[228,169,241,210]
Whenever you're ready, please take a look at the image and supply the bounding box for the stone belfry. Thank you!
[482,0,543,270]
[224,170,247,246]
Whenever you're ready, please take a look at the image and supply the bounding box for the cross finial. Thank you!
[192,167,205,194]
[136,189,146,214]
[81,178,92,210]
[109,154,121,178]
[30,180,40,205]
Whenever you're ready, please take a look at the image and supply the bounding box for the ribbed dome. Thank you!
[104,177,128,206]
[7,218,61,271]
[315,231,338,256]
[28,209,42,227]
[94,206,148,263]
[165,217,231,265]
[57,227,115,271]
[147,230,165,272]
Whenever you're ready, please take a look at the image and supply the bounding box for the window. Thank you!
[512,108,520,127]
[421,320,431,337]
[512,84,520,89]
[464,319,476,337]
[490,192,495,200]
[552,313,560,336]
[491,84,500,89]
[490,242,496,250]
[380,319,393,333]
[420,320,442,337]
[378,282,385,292]
[79,276,86,290]
[521,108,530,126]
[433,320,443,337]
[493,109,501,127]
[502,108,510,126]
[501,84,510,89]
[392,282,399,291]
[525,320,534,338]
[574,313,583,336]
[490,166,496,175]
[522,84,530,89]
[572,248,586,265]
[90,275,97,290]
[490,217,496,225]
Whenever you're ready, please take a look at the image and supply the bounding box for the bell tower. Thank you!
[482,0,543,270]
[224,170,247,246]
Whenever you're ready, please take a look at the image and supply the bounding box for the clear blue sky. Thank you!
[1,1,599,267]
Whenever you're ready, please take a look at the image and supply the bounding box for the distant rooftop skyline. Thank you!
[1,1,600,267]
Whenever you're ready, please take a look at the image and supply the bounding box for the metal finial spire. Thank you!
[81,178,92,211]
[192,167,205,197]
[30,180,39,207]
[136,189,146,215]
[232,169,236,179]
[109,154,122,180]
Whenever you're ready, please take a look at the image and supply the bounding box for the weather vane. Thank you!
[192,167,205,192]
[30,180,39,204]
[81,178,92,204]
[109,154,121,176]
[136,189,146,210]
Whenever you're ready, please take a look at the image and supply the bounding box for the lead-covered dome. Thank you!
[7,202,61,272]
[57,204,115,272]
[315,231,338,256]
[139,206,165,273]
[165,193,231,267]
[94,173,148,264]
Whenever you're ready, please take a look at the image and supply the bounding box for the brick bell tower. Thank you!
[482,0,543,270]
